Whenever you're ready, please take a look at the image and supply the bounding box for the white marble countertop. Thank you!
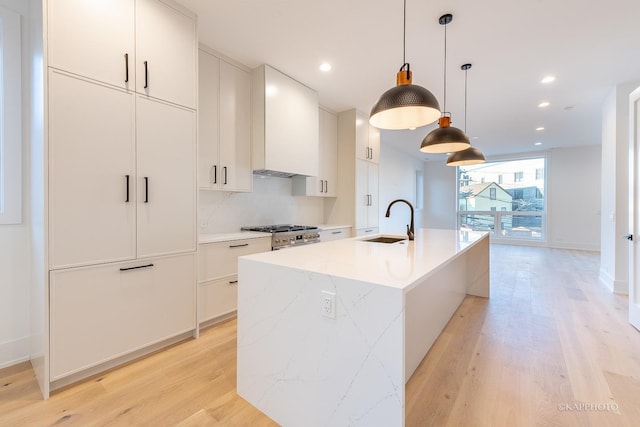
[315,224,352,231]
[199,231,271,244]
[240,228,488,291]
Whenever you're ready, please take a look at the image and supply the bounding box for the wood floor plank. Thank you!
[0,244,639,426]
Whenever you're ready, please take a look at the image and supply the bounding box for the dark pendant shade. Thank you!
[446,146,486,166]
[370,83,441,130]
[420,116,470,153]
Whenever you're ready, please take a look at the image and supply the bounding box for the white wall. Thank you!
[378,143,424,236]
[422,147,603,250]
[423,159,457,230]
[548,146,601,250]
[0,0,33,370]
[199,176,325,233]
[600,81,640,293]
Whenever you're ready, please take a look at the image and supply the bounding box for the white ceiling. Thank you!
[175,0,640,161]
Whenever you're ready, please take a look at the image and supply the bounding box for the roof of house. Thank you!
[459,182,510,197]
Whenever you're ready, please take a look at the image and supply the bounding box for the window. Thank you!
[457,157,546,241]
[0,6,22,224]
[514,171,524,182]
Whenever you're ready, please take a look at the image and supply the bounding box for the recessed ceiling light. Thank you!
[538,101,550,108]
[534,142,543,146]
[536,126,545,131]
[409,127,416,130]
[320,63,332,72]
[541,76,556,84]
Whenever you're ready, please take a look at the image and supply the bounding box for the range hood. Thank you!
[252,64,319,178]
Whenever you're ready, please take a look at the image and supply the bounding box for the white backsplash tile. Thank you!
[199,175,325,233]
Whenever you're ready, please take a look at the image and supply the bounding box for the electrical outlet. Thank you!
[321,290,336,319]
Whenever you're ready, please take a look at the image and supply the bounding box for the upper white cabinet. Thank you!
[198,49,252,192]
[252,64,319,177]
[355,113,380,164]
[48,0,135,90]
[48,70,136,268]
[355,159,379,231]
[47,0,196,109]
[136,0,197,108]
[292,107,338,197]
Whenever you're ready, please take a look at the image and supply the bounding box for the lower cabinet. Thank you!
[199,276,239,323]
[198,236,271,324]
[49,253,196,381]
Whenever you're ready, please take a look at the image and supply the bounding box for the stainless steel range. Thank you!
[241,224,320,250]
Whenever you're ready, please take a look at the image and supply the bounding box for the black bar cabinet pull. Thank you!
[325,180,328,193]
[228,280,238,285]
[120,263,154,272]
[124,53,129,83]
[144,177,149,203]
[213,165,217,184]
[144,60,148,89]
[223,166,228,184]
[125,174,130,202]
[319,180,323,193]
[229,243,249,248]
[332,231,342,235]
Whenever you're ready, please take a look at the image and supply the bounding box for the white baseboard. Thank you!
[599,268,614,291]
[0,336,29,369]
[599,268,629,294]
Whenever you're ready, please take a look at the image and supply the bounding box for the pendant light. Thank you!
[447,63,485,166]
[369,0,441,130]
[420,14,471,154]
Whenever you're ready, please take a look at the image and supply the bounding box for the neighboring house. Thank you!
[458,182,512,212]
[458,182,513,231]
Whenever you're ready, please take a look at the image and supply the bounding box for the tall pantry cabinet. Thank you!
[41,0,197,396]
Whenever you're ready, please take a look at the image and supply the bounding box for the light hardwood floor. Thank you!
[1,245,639,426]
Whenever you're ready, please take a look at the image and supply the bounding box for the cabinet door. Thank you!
[48,70,135,269]
[199,276,239,323]
[48,0,134,89]
[198,50,220,189]
[136,96,196,258]
[219,61,252,192]
[367,163,380,228]
[368,125,380,164]
[50,253,196,380]
[355,159,369,229]
[321,109,338,197]
[355,111,370,161]
[136,0,196,108]
[198,237,271,282]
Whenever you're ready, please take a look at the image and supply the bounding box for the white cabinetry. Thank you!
[48,70,196,269]
[293,107,338,197]
[50,253,196,381]
[252,64,319,177]
[325,109,381,235]
[198,48,252,192]
[42,0,197,395]
[198,237,271,324]
[47,0,196,109]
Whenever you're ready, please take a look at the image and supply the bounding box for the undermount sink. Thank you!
[364,236,407,244]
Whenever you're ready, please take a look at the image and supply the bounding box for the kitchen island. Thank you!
[237,228,489,427]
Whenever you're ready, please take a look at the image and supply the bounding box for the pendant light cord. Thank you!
[443,21,447,114]
[403,0,406,64]
[464,66,468,132]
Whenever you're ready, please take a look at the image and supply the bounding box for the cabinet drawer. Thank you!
[49,253,196,381]
[199,276,238,323]
[356,227,379,237]
[319,227,352,242]
[198,237,271,282]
